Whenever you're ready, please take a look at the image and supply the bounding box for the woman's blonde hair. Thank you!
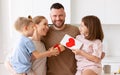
[32,16,46,24]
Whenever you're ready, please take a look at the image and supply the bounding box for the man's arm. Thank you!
[101,52,105,59]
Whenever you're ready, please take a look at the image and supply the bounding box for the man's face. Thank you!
[50,8,66,28]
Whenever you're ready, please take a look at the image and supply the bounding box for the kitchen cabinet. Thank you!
[9,0,120,24]
[71,0,120,24]
[104,0,120,24]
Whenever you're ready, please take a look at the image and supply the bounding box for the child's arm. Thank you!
[73,50,101,63]
[32,47,59,59]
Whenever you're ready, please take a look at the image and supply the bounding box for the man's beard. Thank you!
[53,21,65,28]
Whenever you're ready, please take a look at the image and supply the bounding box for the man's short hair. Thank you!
[50,3,64,10]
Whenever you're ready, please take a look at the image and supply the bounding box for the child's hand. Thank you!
[48,47,59,57]
[72,49,81,55]
[58,44,65,52]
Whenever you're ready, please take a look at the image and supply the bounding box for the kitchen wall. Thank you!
[0,0,12,63]
[102,24,120,73]
[102,24,120,57]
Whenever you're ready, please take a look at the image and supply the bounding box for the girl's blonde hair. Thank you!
[14,17,32,32]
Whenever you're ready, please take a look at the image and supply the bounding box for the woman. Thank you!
[28,15,65,75]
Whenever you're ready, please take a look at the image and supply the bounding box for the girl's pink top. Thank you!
[75,35,103,70]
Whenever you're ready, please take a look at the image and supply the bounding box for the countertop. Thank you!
[102,56,120,63]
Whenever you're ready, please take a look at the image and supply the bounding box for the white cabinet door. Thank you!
[105,0,120,24]
[10,0,33,25]
[71,0,105,24]
[71,0,120,24]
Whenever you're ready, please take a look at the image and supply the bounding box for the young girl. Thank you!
[72,15,104,75]
[5,16,61,75]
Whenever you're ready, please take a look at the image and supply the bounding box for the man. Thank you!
[43,3,105,75]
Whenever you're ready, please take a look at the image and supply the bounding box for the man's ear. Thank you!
[101,52,105,59]
[64,12,66,17]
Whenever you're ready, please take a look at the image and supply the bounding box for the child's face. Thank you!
[27,22,34,36]
[36,19,49,36]
[79,21,88,36]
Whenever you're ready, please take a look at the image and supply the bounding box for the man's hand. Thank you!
[101,52,105,59]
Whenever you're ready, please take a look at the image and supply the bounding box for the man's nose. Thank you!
[56,16,60,20]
